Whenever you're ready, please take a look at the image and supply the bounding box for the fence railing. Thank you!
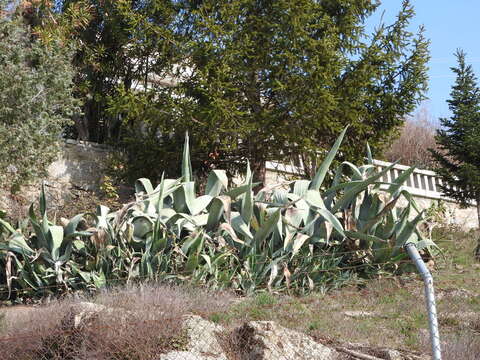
[266,159,454,202]
[372,159,445,200]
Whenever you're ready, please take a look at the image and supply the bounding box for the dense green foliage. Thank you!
[34,0,429,185]
[0,131,436,300]
[430,50,480,258]
[431,50,480,209]
[0,2,79,189]
[156,0,429,185]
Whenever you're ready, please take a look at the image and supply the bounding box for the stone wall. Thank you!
[396,195,477,229]
[0,140,108,216]
[47,139,109,192]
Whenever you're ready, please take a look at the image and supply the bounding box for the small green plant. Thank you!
[425,200,448,224]
[0,311,5,332]
[254,293,277,307]
[99,175,119,200]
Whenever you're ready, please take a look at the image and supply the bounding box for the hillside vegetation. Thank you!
[1,131,436,301]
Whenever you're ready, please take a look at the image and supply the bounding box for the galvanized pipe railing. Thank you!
[404,242,442,360]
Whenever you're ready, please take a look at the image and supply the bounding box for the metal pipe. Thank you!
[404,243,442,360]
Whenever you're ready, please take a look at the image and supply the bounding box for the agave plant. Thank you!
[0,185,104,300]
[88,129,436,293]
[0,129,437,299]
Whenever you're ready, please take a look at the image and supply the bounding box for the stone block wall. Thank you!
[0,140,108,216]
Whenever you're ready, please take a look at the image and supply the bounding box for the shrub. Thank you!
[0,4,79,191]
[384,107,439,169]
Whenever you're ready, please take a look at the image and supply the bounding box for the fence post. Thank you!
[404,243,442,360]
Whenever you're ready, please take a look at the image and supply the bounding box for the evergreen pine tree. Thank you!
[430,50,480,258]
[111,0,429,186]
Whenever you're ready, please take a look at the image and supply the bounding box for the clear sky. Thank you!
[370,0,480,120]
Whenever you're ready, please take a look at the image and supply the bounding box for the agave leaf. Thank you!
[323,180,366,197]
[201,254,212,272]
[95,205,111,228]
[283,230,295,250]
[241,176,253,224]
[135,178,154,195]
[182,132,193,182]
[0,218,15,234]
[218,222,246,245]
[58,242,73,263]
[272,189,289,206]
[387,166,416,197]
[225,183,261,199]
[154,172,166,212]
[339,161,363,181]
[293,180,311,197]
[393,212,424,255]
[92,272,106,288]
[191,214,209,227]
[362,196,400,233]
[150,178,182,211]
[267,262,279,292]
[205,170,228,197]
[181,232,204,255]
[207,196,231,230]
[292,233,310,256]
[231,212,254,241]
[366,143,373,164]
[310,126,348,191]
[315,208,344,237]
[414,239,440,252]
[131,216,153,239]
[304,190,327,209]
[253,209,281,246]
[8,232,35,257]
[193,195,214,216]
[64,214,85,239]
[245,160,252,184]
[183,181,196,213]
[284,207,304,229]
[40,182,47,217]
[173,186,189,213]
[332,161,398,213]
[47,225,65,262]
[344,230,387,245]
[397,189,422,214]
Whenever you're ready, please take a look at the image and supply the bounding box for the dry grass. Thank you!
[0,227,478,359]
[0,284,234,360]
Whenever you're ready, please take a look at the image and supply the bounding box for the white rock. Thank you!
[159,351,214,360]
[343,310,378,318]
[233,321,338,360]
[384,349,403,360]
[182,315,227,360]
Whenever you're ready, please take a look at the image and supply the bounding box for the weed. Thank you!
[253,292,277,307]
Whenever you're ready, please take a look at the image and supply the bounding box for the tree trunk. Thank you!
[475,198,480,260]
[252,157,267,194]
